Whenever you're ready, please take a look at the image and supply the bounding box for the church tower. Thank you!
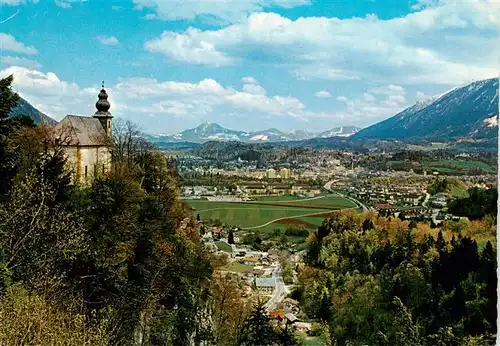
[93,83,113,137]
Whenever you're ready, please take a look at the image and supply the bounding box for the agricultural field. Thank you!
[423,159,495,174]
[187,195,355,229]
[214,241,232,252]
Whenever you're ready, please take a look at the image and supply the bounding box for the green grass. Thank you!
[214,241,232,252]
[449,185,469,198]
[296,216,328,227]
[254,195,307,202]
[223,262,254,273]
[187,195,353,245]
[187,200,333,228]
[424,160,495,174]
[292,195,356,208]
[302,336,326,346]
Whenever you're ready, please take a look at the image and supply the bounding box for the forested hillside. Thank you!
[0,75,219,344]
[298,210,497,345]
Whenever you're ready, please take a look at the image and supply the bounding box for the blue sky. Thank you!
[1,0,498,134]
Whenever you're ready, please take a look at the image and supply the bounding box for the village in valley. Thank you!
[174,145,497,342]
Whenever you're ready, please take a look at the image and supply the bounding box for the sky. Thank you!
[0,0,499,134]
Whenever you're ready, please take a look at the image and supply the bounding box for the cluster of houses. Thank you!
[181,183,322,199]
[240,182,322,196]
[268,298,312,334]
[194,217,316,337]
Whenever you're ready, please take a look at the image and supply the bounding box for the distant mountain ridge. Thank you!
[353,78,499,141]
[9,97,56,125]
[148,123,361,143]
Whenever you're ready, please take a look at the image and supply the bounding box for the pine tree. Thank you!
[479,241,497,332]
[317,289,332,322]
[0,75,19,118]
[436,230,446,250]
[228,230,235,244]
[362,218,374,231]
[238,306,277,345]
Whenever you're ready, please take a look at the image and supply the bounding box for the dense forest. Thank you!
[298,210,497,345]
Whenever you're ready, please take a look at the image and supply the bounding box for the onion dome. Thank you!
[94,81,111,115]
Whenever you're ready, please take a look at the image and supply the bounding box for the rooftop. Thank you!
[255,277,276,287]
[56,115,107,146]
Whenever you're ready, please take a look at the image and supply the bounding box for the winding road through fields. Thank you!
[323,180,370,212]
[241,209,348,230]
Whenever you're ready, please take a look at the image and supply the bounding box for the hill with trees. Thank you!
[0,75,218,344]
[297,210,497,345]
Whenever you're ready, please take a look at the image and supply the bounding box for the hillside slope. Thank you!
[353,78,498,141]
[9,97,56,124]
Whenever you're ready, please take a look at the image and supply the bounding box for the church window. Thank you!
[85,165,88,178]
[102,164,105,174]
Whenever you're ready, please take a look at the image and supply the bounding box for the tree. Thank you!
[228,230,235,244]
[197,213,200,221]
[392,296,422,346]
[238,306,278,345]
[211,272,253,345]
[0,148,85,292]
[0,75,19,118]
[362,218,374,231]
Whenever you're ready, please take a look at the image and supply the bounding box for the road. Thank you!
[241,208,355,230]
[263,267,287,312]
[422,192,430,208]
[323,181,369,212]
[247,195,326,204]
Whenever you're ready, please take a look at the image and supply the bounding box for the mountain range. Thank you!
[10,77,499,149]
[353,78,498,141]
[9,97,56,125]
[146,123,361,143]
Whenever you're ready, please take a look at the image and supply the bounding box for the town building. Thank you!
[279,168,291,179]
[243,256,260,266]
[55,86,112,185]
[255,277,276,293]
[266,168,277,179]
[294,322,312,333]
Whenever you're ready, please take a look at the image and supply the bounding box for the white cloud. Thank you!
[334,85,409,126]
[144,30,236,66]
[370,84,405,96]
[0,66,97,121]
[144,2,500,85]
[242,83,266,95]
[0,56,41,68]
[0,0,38,5]
[241,76,258,84]
[54,0,86,8]
[95,36,119,46]
[363,93,376,102]
[314,90,331,98]
[132,0,310,24]
[1,66,324,124]
[415,91,430,101]
[55,0,72,8]
[0,33,37,55]
[111,5,123,11]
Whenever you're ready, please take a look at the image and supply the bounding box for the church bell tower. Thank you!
[93,82,113,137]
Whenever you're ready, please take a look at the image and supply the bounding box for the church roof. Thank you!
[55,115,107,146]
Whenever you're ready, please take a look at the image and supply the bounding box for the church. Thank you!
[55,86,113,185]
